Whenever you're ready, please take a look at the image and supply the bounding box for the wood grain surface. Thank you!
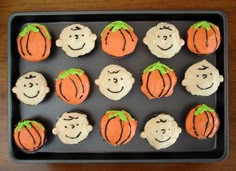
[1,0,236,170]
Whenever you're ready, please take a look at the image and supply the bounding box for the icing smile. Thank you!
[68,43,85,51]
[107,86,124,93]
[65,132,81,139]
[197,83,214,90]
[157,44,173,51]
[23,90,40,98]
[155,136,171,143]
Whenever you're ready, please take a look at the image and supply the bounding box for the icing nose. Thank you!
[113,78,118,83]
[29,83,33,88]
[163,36,167,40]
[161,129,166,134]
[202,74,207,79]
[75,34,79,39]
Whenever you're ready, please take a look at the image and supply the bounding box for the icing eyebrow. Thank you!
[25,75,36,79]
[156,119,167,123]
[159,26,172,31]
[63,116,79,121]
[198,65,209,70]
[71,26,81,31]
[108,70,120,74]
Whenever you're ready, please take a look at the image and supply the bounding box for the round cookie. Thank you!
[140,114,182,150]
[100,110,137,146]
[143,22,185,58]
[101,21,138,58]
[12,72,50,105]
[14,119,46,153]
[56,24,97,57]
[95,64,135,100]
[55,68,90,105]
[17,24,51,62]
[141,61,177,99]
[185,104,220,139]
[187,21,221,55]
[52,112,93,144]
[182,60,223,96]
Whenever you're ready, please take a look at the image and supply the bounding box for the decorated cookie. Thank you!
[17,24,51,62]
[14,120,46,153]
[182,60,223,96]
[55,68,90,105]
[187,21,221,55]
[52,112,93,144]
[56,24,97,57]
[140,114,181,150]
[185,104,220,139]
[143,22,184,58]
[101,21,138,58]
[100,110,137,146]
[141,61,177,99]
[12,72,50,105]
[95,64,135,100]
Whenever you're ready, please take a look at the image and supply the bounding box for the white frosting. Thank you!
[140,114,181,150]
[143,22,185,58]
[52,112,93,144]
[95,64,135,100]
[12,72,50,105]
[56,24,97,57]
[182,60,224,96]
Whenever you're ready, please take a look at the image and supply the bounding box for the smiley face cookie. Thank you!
[52,112,93,144]
[140,114,182,150]
[95,64,135,100]
[182,60,224,96]
[12,72,50,105]
[143,22,185,58]
[56,24,97,57]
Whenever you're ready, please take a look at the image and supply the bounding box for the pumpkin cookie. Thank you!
[101,21,138,58]
[56,24,97,57]
[187,21,221,55]
[185,104,220,139]
[55,68,90,105]
[17,24,51,62]
[140,114,182,150]
[100,110,137,146]
[95,64,135,100]
[182,60,223,96]
[141,61,177,100]
[12,72,50,105]
[13,119,46,153]
[143,22,184,58]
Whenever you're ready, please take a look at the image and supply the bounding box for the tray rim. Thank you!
[8,10,229,163]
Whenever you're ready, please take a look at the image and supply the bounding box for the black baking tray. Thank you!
[8,10,228,163]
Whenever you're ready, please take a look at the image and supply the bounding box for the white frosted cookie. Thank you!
[182,60,224,96]
[52,112,93,144]
[12,72,50,105]
[95,64,135,101]
[143,22,185,58]
[56,24,97,57]
[140,114,182,150]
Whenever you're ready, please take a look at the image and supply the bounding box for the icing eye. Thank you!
[36,83,38,85]
[24,84,26,87]
[77,124,79,126]
[121,78,123,80]
[157,35,160,38]
[196,75,199,77]
[168,129,170,131]
[69,35,72,38]
[82,34,84,37]
[169,35,172,37]
[108,79,111,81]
[65,126,67,128]
[156,130,158,133]
[210,73,213,75]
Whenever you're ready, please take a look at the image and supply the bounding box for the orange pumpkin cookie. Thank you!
[13,120,46,153]
[100,110,137,146]
[101,21,138,58]
[55,68,90,105]
[187,21,221,55]
[17,24,51,62]
[141,61,177,100]
[185,104,220,139]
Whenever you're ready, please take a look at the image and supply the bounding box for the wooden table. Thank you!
[1,0,236,170]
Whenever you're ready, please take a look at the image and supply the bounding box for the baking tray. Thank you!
[8,10,228,163]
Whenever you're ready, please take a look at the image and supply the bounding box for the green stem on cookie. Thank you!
[59,68,84,79]
[19,24,51,40]
[193,21,214,30]
[108,110,133,122]
[16,120,45,132]
[143,61,173,74]
[101,21,133,36]
[194,104,214,116]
